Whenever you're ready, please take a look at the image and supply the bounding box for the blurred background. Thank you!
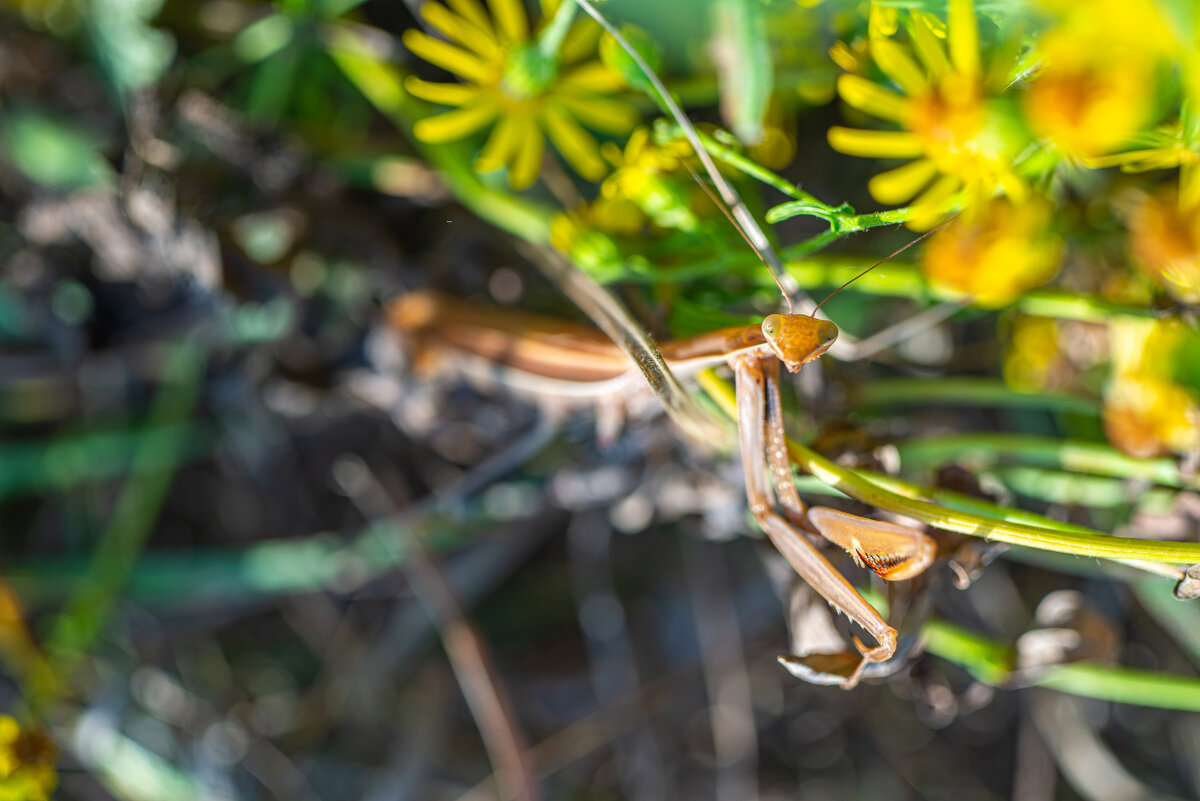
[3,0,1200,799]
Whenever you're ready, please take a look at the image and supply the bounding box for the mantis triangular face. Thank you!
[807,507,937,582]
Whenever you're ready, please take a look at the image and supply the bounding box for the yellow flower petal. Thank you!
[402,30,491,83]
[868,5,898,38]
[543,102,607,180]
[869,158,938,204]
[827,127,924,158]
[922,197,1061,303]
[948,0,980,81]
[475,114,522,172]
[871,38,929,95]
[561,19,602,64]
[907,174,961,230]
[447,0,494,36]
[837,74,909,122]
[906,11,950,80]
[510,122,544,189]
[911,10,947,38]
[404,76,480,106]
[488,0,528,44]
[556,94,639,134]
[412,99,498,143]
[559,61,627,93]
[421,2,502,61]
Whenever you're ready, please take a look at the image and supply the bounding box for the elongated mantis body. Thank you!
[389,291,937,689]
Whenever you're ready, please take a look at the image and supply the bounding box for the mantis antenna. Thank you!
[683,162,795,313]
[809,216,958,319]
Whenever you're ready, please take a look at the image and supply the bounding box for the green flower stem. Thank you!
[807,456,1182,581]
[991,466,1180,510]
[658,126,913,232]
[892,433,1199,490]
[841,208,911,229]
[654,124,817,203]
[922,620,1200,711]
[536,0,578,60]
[697,370,1200,564]
[853,378,1101,416]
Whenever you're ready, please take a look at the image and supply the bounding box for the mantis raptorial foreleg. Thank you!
[731,347,936,689]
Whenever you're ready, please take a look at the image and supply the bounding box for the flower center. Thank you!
[906,76,986,173]
[500,44,558,100]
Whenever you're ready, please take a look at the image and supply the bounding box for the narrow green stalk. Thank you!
[921,621,1013,685]
[658,125,818,203]
[698,370,1200,564]
[1036,663,1200,710]
[854,378,1101,417]
[922,620,1200,711]
[894,433,1199,490]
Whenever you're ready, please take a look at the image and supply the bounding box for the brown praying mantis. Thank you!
[388,276,939,689]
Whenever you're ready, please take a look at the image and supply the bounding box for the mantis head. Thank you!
[761,314,838,372]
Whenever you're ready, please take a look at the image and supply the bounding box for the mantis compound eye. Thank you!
[762,314,783,342]
[816,320,838,348]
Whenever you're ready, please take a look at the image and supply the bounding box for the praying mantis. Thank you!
[388,284,939,689]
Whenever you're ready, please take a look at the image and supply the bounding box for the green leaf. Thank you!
[86,0,176,95]
[0,111,114,189]
[599,23,663,95]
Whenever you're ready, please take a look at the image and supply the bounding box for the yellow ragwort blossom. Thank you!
[1124,186,1200,304]
[1104,374,1200,458]
[921,196,1062,307]
[598,127,704,231]
[1003,315,1062,393]
[1022,29,1157,161]
[0,717,56,801]
[1104,318,1200,457]
[828,0,1028,229]
[1088,122,1200,175]
[402,0,638,189]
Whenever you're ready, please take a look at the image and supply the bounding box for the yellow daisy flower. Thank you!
[1022,29,1157,161]
[0,717,56,801]
[599,127,701,231]
[1003,315,1062,392]
[1104,318,1200,458]
[921,197,1062,307]
[1104,373,1200,458]
[827,0,1029,229]
[402,0,639,189]
[1087,122,1200,174]
[1123,186,1200,303]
